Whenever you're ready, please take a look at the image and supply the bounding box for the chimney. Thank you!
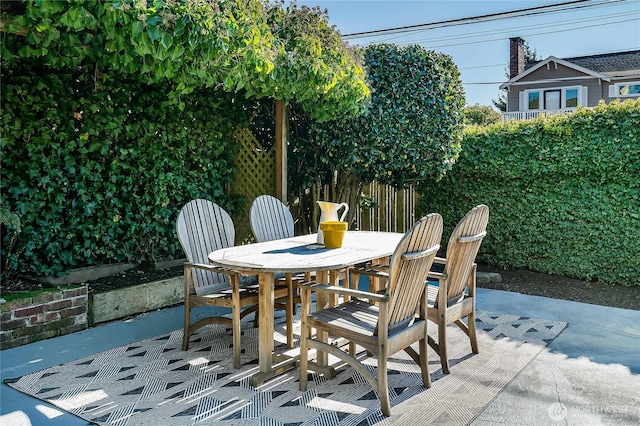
[509,37,525,79]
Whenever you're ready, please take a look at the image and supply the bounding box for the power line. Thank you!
[342,0,632,40]
[460,64,506,70]
[421,17,640,49]
[336,0,638,104]
[464,82,508,85]
[384,10,635,46]
[408,17,640,49]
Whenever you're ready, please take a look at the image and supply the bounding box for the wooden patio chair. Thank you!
[176,199,291,368]
[349,259,390,295]
[249,194,296,243]
[249,194,302,348]
[426,204,489,374]
[249,195,350,327]
[298,213,443,416]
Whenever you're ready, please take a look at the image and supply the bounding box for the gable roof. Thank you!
[541,50,640,77]
[500,50,640,90]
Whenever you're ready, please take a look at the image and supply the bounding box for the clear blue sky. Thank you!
[293,0,640,108]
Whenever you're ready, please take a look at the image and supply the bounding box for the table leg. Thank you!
[329,269,341,306]
[315,270,330,368]
[304,269,344,378]
[258,272,274,373]
[251,271,297,387]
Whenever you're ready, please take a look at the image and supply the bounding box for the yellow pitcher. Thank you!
[317,201,349,244]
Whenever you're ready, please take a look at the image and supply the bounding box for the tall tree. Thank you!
[464,104,501,126]
[264,1,369,121]
[1,0,369,117]
[286,44,465,229]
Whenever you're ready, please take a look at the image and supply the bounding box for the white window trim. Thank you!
[563,87,580,108]
[523,90,541,111]
[609,81,640,98]
[520,85,586,111]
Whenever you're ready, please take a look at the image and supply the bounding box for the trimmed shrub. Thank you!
[417,100,640,286]
[1,72,248,277]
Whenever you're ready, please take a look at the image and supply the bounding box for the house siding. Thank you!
[502,48,640,115]
[603,78,640,103]
[506,63,608,111]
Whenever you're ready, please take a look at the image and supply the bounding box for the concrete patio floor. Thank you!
[1,287,639,425]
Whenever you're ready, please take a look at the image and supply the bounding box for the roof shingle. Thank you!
[528,50,640,77]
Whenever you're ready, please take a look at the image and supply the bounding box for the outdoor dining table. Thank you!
[208,230,404,386]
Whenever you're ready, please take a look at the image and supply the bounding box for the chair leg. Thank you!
[469,311,479,354]
[418,337,432,388]
[378,356,391,417]
[349,271,360,301]
[370,275,379,294]
[182,299,191,351]
[438,320,450,374]
[349,274,358,354]
[253,310,259,328]
[454,315,479,355]
[182,270,193,351]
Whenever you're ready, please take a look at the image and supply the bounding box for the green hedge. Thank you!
[1,70,249,277]
[1,0,370,281]
[417,100,640,287]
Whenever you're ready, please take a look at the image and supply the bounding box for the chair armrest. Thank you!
[184,262,258,277]
[352,262,389,273]
[458,231,486,243]
[368,263,390,272]
[352,268,389,280]
[298,281,388,302]
[185,262,230,272]
[427,271,447,280]
[402,245,439,260]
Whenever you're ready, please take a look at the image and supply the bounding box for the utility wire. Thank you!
[422,17,640,49]
[383,10,634,46]
[460,64,506,70]
[336,0,638,102]
[342,0,632,40]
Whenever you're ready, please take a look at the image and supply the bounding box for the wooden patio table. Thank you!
[208,231,403,386]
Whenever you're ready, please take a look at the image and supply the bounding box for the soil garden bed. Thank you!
[477,264,639,311]
[2,263,638,311]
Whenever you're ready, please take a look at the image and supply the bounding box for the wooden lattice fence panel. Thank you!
[355,182,418,233]
[232,127,276,243]
[230,127,418,239]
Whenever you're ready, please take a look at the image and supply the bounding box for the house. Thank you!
[500,37,640,120]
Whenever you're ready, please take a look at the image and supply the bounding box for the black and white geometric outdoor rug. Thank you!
[5,311,566,426]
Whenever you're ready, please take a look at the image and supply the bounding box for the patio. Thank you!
[2,4,637,424]
[2,286,638,425]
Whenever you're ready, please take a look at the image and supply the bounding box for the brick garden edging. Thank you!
[0,272,502,350]
[0,286,88,350]
[0,261,183,350]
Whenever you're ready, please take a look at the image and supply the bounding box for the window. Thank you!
[620,84,640,95]
[545,90,560,110]
[610,82,640,98]
[565,88,578,107]
[520,86,586,110]
[528,92,540,109]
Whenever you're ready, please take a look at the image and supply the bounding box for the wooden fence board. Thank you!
[231,127,419,241]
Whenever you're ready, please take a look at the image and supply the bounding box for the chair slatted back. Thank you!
[443,205,489,300]
[176,199,235,295]
[250,195,295,242]
[385,213,443,333]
